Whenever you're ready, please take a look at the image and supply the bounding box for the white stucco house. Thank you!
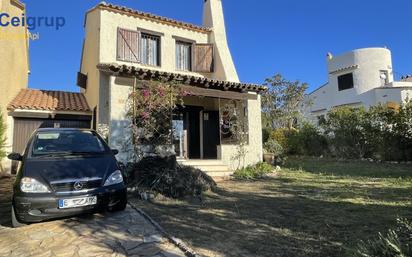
[306,47,412,122]
[79,1,266,175]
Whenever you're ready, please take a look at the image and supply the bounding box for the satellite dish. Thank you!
[380,73,387,80]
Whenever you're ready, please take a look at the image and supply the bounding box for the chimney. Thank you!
[203,0,239,82]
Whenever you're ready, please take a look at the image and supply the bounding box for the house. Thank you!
[79,1,266,174]
[0,0,30,173]
[305,47,412,122]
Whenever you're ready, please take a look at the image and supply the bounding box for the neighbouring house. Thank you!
[0,0,30,173]
[305,47,412,122]
[79,0,266,175]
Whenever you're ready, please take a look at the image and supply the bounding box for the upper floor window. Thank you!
[380,70,389,86]
[117,28,161,67]
[337,73,354,91]
[140,33,161,67]
[176,41,192,71]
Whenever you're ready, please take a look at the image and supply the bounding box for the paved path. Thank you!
[0,175,185,257]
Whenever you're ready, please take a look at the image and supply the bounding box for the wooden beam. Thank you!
[181,85,257,100]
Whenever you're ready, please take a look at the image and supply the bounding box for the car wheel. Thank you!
[108,197,127,212]
[11,205,26,228]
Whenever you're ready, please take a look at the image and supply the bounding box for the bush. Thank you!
[321,107,370,159]
[287,123,328,156]
[264,139,284,156]
[125,155,217,199]
[354,218,412,257]
[262,127,272,144]
[0,111,6,160]
[271,128,288,149]
[234,162,274,180]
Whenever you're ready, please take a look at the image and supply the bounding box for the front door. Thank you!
[202,111,220,159]
[183,106,202,159]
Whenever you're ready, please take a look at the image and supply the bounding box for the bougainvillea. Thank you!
[126,81,189,157]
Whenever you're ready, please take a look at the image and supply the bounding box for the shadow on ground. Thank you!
[131,172,412,257]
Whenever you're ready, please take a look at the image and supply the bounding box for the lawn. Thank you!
[129,157,412,257]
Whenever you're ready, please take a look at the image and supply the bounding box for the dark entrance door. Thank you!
[183,106,202,159]
[203,111,220,159]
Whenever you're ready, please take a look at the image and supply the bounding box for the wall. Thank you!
[203,0,239,82]
[0,0,29,172]
[99,9,209,77]
[80,9,101,124]
[219,94,263,170]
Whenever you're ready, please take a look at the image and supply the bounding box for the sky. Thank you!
[23,0,412,92]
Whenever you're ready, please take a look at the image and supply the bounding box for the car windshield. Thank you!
[32,130,106,156]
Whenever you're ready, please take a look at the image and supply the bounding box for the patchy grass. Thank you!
[129,157,412,257]
[233,162,274,179]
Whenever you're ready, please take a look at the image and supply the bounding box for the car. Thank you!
[8,128,127,227]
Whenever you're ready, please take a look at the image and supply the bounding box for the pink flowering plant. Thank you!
[126,81,188,151]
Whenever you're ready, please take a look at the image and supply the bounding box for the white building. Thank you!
[79,1,266,175]
[306,47,412,121]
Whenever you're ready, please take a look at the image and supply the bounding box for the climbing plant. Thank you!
[126,80,189,159]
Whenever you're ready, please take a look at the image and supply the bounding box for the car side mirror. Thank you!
[111,149,119,155]
[8,153,23,161]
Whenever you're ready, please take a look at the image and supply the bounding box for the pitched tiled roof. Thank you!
[8,89,91,112]
[89,2,212,33]
[97,63,267,93]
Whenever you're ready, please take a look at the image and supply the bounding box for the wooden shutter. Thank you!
[117,28,140,62]
[193,44,214,73]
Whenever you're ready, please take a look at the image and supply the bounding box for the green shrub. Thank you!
[0,111,6,160]
[234,162,274,180]
[264,139,284,156]
[354,218,412,257]
[262,127,272,144]
[271,128,288,149]
[321,107,370,159]
[276,124,328,157]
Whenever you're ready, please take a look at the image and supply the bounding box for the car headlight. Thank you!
[104,170,124,186]
[20,177,51,193]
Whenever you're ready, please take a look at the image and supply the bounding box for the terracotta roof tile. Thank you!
[97,63,267,93]
[8,89,91,112]
[91,2,212,33]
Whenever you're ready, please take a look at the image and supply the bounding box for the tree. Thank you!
[262,73,308,129]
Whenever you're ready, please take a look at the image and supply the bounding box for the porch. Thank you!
[98,63,265,172]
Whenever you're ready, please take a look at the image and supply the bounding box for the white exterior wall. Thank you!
[219,94,263,170]
[306,48,412,121]
[203,0,239,82]
[99,10,209,76]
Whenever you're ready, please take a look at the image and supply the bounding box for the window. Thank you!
[32,131,106,156]
[380,70,389,86]
[176,41,192,71]
[337,73,354,91]
[140,33,160,66]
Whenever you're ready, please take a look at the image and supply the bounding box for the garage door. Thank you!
[11,118,91,173]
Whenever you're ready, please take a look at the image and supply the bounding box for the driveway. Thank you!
[0,175,185,257]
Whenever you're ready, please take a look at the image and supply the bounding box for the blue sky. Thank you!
[24,0,412,92]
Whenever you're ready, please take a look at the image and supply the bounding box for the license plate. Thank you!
[58,196,97,209]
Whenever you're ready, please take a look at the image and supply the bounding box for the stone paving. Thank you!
[0,175,186,257]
